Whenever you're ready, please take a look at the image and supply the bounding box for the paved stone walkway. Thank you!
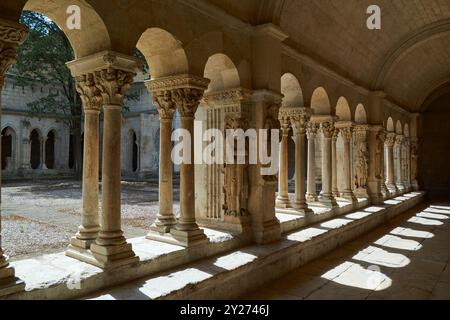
[243,202,450,300]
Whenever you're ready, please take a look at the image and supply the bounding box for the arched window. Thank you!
[30,129,41,170]
[46,130,55,169]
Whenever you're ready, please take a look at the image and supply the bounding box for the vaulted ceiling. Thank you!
[207,0,450,113]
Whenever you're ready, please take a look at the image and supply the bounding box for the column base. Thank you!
[412,181,420,191]
[88,242,139,269]
[306,194,319,203]
[149,219,177,234]
[252,218,281,245]
[0,276,25,298]
[318,195,338,208]
[276,196,291,209]
[354,188,369,198]
[340,191,358,203]
[147,228,208,248]
[65,236,97,262]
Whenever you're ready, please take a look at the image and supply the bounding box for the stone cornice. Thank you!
[202,88,252,108]
[66,51,142,78]
[251,89,284,104]
[254,23,288,41]
[146,74,210,92]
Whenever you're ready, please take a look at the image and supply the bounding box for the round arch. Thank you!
[336,97,351,121]
[386,117,395,132]
[311,87,331,115]
[355,104,368,124]
[396,120,403,134]
[281,73,303,108]
[136,27,189,79]
[204,53,240,93]
[23,0,111,58]
[1,127,17,171]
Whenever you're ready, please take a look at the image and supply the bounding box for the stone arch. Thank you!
[45,129,56,169]
[1,126,17,171]
[335,97,351,121]
[23,0,111,58]
[396,120,403,135]
[404,123,410,137]
[186,31,251,89]
[29,128,42,170]
[310,87,331,115]
[281,73,303,108]
[355,104,368,124]
[129,129,139,173]
[136,27,189,78]
[203,53,241,93]
[386,117,395,132]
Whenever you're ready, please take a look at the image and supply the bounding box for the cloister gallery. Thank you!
[0,0,449,300]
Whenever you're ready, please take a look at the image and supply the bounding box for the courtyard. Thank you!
[1,179,180,261]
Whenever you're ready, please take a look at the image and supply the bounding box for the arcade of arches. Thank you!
[0,0,449,299]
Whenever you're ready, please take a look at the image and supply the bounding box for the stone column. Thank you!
[145,86,177,233]
[66,73,102,259]
[395,135,405,192]
[337,124,357,202]
[72,52,142,269]
[170,77,210,247]
[364,126,386,204]
[0,18,27,296]
[276,110,291,208]
[319,120,338,207]
[41,137,47,170]
[410,138,420,191]
[331,129,339,197]
[403,138,411,191]
[353,125,370,198]
[306,122,320,202]
[290,108,313,215]
[385,133,398,194]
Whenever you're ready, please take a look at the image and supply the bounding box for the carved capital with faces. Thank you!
[94,67,135,106]
[395,134,405,146]
[151,90,176,120]
[0,19,28,77]
[76,73,102,112]
[385,133,397,147]
[306,122,320,140]
[320,121,335,139]
[340,126,353,142]
[172,87,205,117]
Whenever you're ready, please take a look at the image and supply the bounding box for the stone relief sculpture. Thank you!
[222,114,249,217]
[355,141,369,189]
[375,130,386,179]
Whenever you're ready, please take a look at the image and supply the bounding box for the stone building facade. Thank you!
[1,72,178,179]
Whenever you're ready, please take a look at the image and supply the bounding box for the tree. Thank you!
[12,12,146,178]
[13,11,83,176]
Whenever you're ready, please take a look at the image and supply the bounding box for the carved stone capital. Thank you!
[225,113,250,131]
[340,126,353,142]
[354,125,369,141]
[320,121,335,139]
[147,75,210,118]
[203,88,252,109]
[172,88,205,117]
[279,107,311,135]
[0,19,28,76]
[385,133,397,147]
[75,73,102,112]
[395,134,404,146]
[306,122,320,140]
[150,90,176,120]
[94,68,135,106]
